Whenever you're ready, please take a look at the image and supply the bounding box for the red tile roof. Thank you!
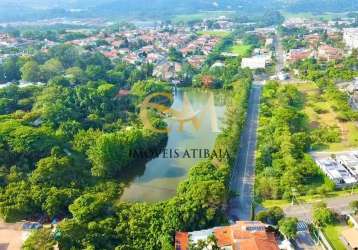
[175,221,279,250]
[175,232,189,250]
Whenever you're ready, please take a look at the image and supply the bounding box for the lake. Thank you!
[120,87,228,202]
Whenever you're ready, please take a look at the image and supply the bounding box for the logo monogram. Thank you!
[140,92,219,133]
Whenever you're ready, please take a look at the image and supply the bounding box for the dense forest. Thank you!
[255,82,325,200]
[0,30,255,248]
[255,51,358,201]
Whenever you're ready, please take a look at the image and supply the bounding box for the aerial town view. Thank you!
[0,0,357,249]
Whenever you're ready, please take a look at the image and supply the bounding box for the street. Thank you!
[275,31,285,75]
[228,81,262,220]
[284,194,358,221]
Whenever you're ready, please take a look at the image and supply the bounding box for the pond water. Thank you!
[120,88,228,202]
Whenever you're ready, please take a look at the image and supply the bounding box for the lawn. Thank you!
[197,30,230,38]
[262,186,358,208]
[323,224,348,250]
[296,83,358,151]
[230,44,252,57]
[281,11,349,21]
[172,11,235,23]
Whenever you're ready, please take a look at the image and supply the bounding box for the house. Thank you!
[337,154,358,179]
[188,56,206,69]
[286,49,313,63]
[265,38,274,48]
[304,34,321,46]
[175,221,279,250]
[154,62,182,81]
[346,78,358,110]
[315,158,356,185]
[241,56,267,70]
[343,28,358,49]
[102,50,118,59]
[318,45,343,61]
[211,61,225,69]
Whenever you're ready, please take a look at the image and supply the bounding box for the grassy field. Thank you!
[281,11,349,21]
[230,44,252,57]
[323,224,348,250]
[262,186,358,208]
[172,11,235,23]
[297,83,358,151]
[197,30,230,38]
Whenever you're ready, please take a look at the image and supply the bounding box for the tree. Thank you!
[168,47,183,62]
[57,120,82,140]
[312,203,336,227]
[279,217,298,239]
[350,200,358,215]
[261,11,285,26]
[40,58,64,81]
[30,156,80,188]
[2,56,21,81]
[48,44,79,68]
[41,187,80,217]
[20,61,41,82]
[69,192,114,223]
[7,125,57,163]
[22,229,56,250]
[0,181,37,222]
[255,206,284,225]
[65,67,86,84]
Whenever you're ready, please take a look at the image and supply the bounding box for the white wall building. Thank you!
[316,158,356,185]
[241,55,266,70]
[343,28,358,49]
[337,153,358,178]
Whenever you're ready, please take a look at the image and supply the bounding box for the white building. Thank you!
[241,55,266,70]
[343,28,358,49]
[337,153,358,178]
[316,158,356,185]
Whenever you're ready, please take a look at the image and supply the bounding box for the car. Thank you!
[22,222,43,230]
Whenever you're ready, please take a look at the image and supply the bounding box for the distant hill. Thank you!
[283,0,358,13]
[0,0,356,22]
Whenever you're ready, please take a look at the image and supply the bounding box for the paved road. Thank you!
[228,82,262,220]
[274,32,285,74]
[284,194,358,221]
[283,195,358,250]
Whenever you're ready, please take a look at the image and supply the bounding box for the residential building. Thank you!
[315,158,356,185]
[154,62,182,82]
[304,34,321,46]
[175,221,279,250]
[337,154,358,179]
[241,56,267,70]
[286,49,313,63]
[343,28,358,49]
[318,44,343,61]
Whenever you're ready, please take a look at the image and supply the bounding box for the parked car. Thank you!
[22,222,43,230]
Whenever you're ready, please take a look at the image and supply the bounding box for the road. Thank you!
[284,194,358,221]
[228,81,262,220]
[274,32,285,74]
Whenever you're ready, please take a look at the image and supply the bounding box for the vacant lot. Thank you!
[230,44,252,57]
[197,30,230,38]
[297,83,358,151]
[172,11,235,22]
